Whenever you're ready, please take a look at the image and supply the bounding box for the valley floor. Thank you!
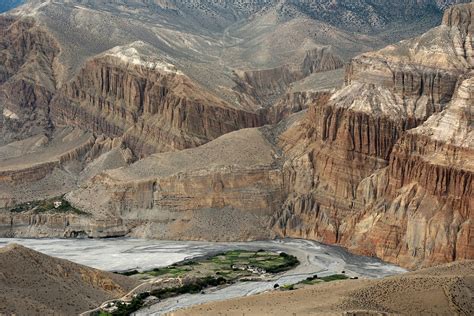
[0,238,405,315]
[172,261,474,316]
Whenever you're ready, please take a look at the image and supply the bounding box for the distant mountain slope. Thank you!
[0,0,23,13]
[0,243,138,315]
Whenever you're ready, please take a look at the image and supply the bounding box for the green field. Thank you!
[121,250,299,281]
[6,196,89,215]
[105,250,299,316]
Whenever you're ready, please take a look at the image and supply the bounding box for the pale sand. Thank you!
[172,261,474,316]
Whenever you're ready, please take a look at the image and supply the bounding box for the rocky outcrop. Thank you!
[443,2,474,65]
[272,81,472,267]
[0,212,129,238]
[270,4,474,268]
[234,47,343,107]
[370,75,473,266]
[265,90,332,124]
[345,2,473,119]
[0,127,133,209]
[66,128,284,241]
[0,16,58,145]
[51,42,263,157]
[1,1,472,270]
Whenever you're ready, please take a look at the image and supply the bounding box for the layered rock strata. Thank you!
[0,126,133,208]
[0,2,472,270]
[271,4,474,268]
[355,75,473,267]
[234,47,343,107]
[51,42,264,157]
[67,127,285,241]
[0,16,58,144]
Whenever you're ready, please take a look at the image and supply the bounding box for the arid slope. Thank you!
[173,261,474,316]
[0,243,138,315]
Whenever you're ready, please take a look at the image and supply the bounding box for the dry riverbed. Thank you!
[0,238,406,316]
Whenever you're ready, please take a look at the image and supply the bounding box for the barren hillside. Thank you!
[174,260,474,315]
[0,243,138,315]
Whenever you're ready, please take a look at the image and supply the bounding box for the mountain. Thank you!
[0,0,459,210]
[273,2,474,268]
[61,2,474,269]
[174,260,474,315]
[1,0,467,152]
[0,243,138,315]
[0,1,472,269]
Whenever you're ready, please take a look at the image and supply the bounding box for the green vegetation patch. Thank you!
[147,266,191,277]
[150,276,227,299]
[96,292,150,316]
[320,274,349,282]
[106,251,300,315]
[281,284,295,291]
[297,274,350,287]
[119,250,299,282]
[6,196,89,216]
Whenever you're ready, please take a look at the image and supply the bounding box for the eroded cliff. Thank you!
[0,1,472,270]
[51,42,265,157]
[271,4,473,268]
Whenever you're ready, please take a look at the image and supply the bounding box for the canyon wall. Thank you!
[0,1,472,270]
[66,127,284,241]
[0,17,58,144]
[234,47,343,107]
[271,3,473,268]
[50,44,264,157]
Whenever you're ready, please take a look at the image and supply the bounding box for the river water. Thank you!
[0,238,406,315]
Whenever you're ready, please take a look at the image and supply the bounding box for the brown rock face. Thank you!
[1,2,473,271]
[0,16,59,144]
[234,47,343,107]
[51,47,263,157]
[0,126,135,216]
[0,212,129,238]
[443,3,474,65]
[66,127,284,241]
[370,76,473,266]
[270,4,474,268]
[273,78,472,268]
[345,2,473,119]
[265,90,333,125]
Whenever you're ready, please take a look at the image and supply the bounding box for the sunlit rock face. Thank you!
[0,0,472,269]
[272,3,473,269]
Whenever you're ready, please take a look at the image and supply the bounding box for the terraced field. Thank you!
[123,250,299,281]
